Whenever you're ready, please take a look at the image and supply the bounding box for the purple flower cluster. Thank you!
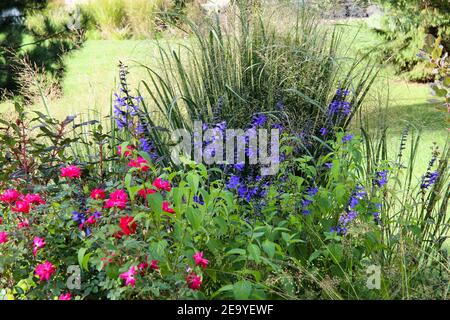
[113,92,141,130]
[371,203,382,224]
[328,100,351,116]
[251,114,268,127]
[341,134,354,144]
[301,187,318,215]
[421,171,440,190]
[373,170,389,188]
[193,195,204,206]
[327,89,351,117]
[71,211,101,236]
[114,64,159,160]
[202,121,228,158]
[226,175,271,202]
[226,175,240,189]
[319,88,351,138]
[348,186,367,209]
[331,186,367,235]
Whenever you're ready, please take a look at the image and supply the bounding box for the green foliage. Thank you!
[370,0,450,81]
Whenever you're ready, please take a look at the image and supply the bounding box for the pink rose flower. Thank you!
[193,251,209,269]
[152,178,171,192]
[186,272,202,290]
[150,259,159,270]
[58,293,72,300]
[119,266,136,287]
[60,165,81,179]
[35,261,56,282]
[33,237,46,257]
[136,188,156,199]
[118,145,134,158]
[105,190,128,209]
[162,201,175,214]
[18,219,30,229]
[12,200,31,214]
[128,156,150,172]
[90,189,106,200]
[22,193,45,205]
[0,189,21,203]
[0,231,8,244]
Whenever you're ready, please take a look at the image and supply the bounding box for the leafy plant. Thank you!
[369,0,450,81]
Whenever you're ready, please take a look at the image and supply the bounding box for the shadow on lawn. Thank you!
[365,102,448,133]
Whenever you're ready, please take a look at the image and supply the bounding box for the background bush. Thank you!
[369,0,450,81]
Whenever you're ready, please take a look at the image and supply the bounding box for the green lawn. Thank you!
[44,39,162,119]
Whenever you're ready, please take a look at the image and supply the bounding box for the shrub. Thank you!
[369,0,450,81]
[418,37,450,129]
[0,1,85,100]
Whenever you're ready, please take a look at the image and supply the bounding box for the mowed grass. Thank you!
[50,39,163,119]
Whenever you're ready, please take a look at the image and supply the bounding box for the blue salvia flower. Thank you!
[301,187,318,215]
[114,64,159,161]
[237,184,248,199]
[139,137,152,153]
[327,100,351,116]
[272,123,284,132]
[348,186,366,210]
[341,134,354,144]
[226,175,241,189]
[332,186,366,235]
[328,100,341,115]
[193,195,204,205]
[330,226,348,235]
[336,88,350,97]
[338,210,359,226]
[371,203,382,224]
[319,127,328,136]
[251,114,267,127]
[421,171,440,190]
[72,211,85,224]
[92,211,102,219]
[245,187,259,202]
[140,137,158,160]
[216,121,227,133]
[374,170,389,188]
